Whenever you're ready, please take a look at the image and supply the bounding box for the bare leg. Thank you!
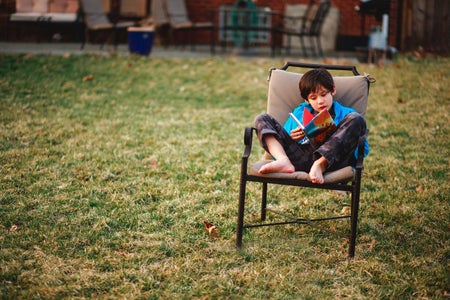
[259,135,295,174]
[309,156,328,184]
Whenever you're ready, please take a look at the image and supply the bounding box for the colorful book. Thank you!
[289,108,337,146]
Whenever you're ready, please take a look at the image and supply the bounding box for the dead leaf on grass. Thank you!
[10,225,18,232]
[340,206,351,215]
[82,74,94,82]
[148,160,159,169]
[369,239,376,250]
[203,221,218,237]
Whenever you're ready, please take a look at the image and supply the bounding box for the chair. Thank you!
[152,0,215,53]
[272,0,331,57]
[79,0,135,50]
[151,0,171,46]
[236,62,372,258]
[119,0,148,20]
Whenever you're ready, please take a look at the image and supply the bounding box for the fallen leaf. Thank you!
[82,74,94,82]
[369,239,376,250]
[203,221,218,237]
[341,206,351,215]
[10,225,18,232]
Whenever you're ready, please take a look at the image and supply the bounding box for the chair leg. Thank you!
[270,30,276,57]
[236,174,247,248]
[261,182,268,221]
[286,35,291,55]
[309,36,317,57]
[210,27,216,55]
[113,27,118,51]
[80,28,87,50]
[316,36,324,57]
[349,172,362,258]
[299,36,308,57]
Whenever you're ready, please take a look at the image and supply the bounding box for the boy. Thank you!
[254,68,369,184]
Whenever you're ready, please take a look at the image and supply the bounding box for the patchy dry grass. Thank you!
[0,53,449,299]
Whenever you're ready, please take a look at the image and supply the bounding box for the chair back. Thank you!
[300,2,318,32]
[309,0,330,35]
[165,0,192,27]
[80,0,110,27]
[120,0,147,18]
[151,0,169,25]
[267,67,369,125]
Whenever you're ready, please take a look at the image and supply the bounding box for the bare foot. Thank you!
[259,158,295,174]
[309,157,328,184]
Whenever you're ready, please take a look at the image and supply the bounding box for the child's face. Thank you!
[306,85,335,113]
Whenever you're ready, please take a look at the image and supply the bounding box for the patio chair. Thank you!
[152,0,215,52]
[151,0,171,46]
[80,0,135,49]
[236,61,373,258]
[119,0,148,20]
[272,0,331,57]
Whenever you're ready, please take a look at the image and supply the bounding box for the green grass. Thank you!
[0,53,449,299]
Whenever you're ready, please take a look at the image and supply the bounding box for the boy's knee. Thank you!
[346,112,365,125]
[254,113,271,128]
[342,112,366,133]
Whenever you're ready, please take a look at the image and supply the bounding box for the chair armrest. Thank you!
[242,126,255,159]
[355,135,366,169]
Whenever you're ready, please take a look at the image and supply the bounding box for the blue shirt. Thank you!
[283,101,370,158]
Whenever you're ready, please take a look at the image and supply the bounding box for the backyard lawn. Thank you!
[0,53,449,299]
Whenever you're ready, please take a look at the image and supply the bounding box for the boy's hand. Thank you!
[290,127,305,142]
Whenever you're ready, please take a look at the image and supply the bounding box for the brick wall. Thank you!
[185,0,397,50]
[0,0,398,50]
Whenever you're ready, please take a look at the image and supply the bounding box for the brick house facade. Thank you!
[181,0,398,51]
[2,0,447,53]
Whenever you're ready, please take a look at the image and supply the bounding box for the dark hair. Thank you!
[299,68,334,100]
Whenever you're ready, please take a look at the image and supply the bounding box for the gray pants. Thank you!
[254,112,367,172]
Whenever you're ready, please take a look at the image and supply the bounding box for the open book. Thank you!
[289,107,337,146]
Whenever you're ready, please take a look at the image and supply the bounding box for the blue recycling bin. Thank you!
[128,27,155,56]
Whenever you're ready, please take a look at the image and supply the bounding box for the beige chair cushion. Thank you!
[80,0,111,28]
[65,0,79,13]
[33,0,49,13]
[49,0,66,13]
[250,161,355,183]
[151,0,169,25]
[16,0,34,12]
[120,0,147,17]
[267,69,369,125]
[165,0,191,26]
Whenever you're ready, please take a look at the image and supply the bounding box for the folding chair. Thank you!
[119,0,148,20]
[152,0,215,53]
[236,62,372,258]
[79,0,135,50]
[151,0,171,47]
[272,0,330,57]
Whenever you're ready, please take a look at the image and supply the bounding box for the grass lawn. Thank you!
[0,52,449,299]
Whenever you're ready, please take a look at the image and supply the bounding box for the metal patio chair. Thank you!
[236,61,373,258]
[152,0,215,52]
[80,0,135,49]
[272,0,331,57]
